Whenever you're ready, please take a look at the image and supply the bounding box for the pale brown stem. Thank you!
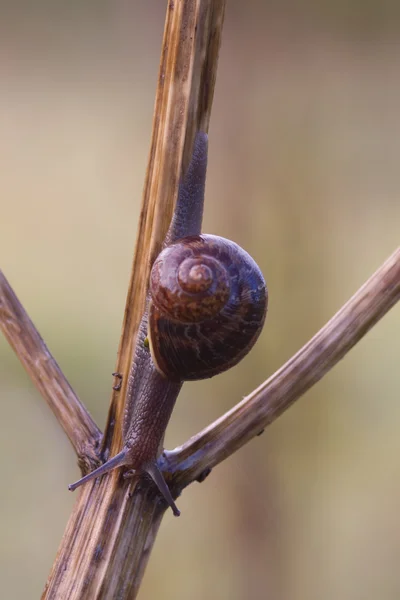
[0,270,101,472]
[102,0,226,459]
[41,2,227,598]
[165,247,400,489]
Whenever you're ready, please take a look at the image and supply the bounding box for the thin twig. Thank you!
[166,247,400,488]
[0,270,102,472]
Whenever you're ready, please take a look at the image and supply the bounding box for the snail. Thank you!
[148,234,266,381]
[69,132,268,516]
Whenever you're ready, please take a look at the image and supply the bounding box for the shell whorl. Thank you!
[148,234,267,381]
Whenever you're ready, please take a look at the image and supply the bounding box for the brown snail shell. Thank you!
[148,234,268,381]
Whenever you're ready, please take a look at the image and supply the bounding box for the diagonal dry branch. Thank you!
[0,270,101,472]
[165,246,400,489]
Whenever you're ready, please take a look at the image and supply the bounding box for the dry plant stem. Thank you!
[165,247,400,489]
[102,0,225,459]
[41,1,226,598]
[0,270,101,472]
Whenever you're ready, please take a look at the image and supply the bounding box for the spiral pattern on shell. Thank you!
[148,234,268,381]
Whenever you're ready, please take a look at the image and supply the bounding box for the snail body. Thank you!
[149,234,267,381]
[69,132,267,517]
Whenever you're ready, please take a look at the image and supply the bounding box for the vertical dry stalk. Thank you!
[41,1,226,598]
[102,0,225,461]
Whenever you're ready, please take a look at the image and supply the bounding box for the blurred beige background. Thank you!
[1,2,400,599]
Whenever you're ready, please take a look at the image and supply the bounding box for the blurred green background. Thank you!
[1,2,400,599]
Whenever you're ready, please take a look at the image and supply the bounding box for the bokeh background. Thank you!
[1,2,400,599]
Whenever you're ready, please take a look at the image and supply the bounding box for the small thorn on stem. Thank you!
[112,372,123,391]
[196,467,212,483]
